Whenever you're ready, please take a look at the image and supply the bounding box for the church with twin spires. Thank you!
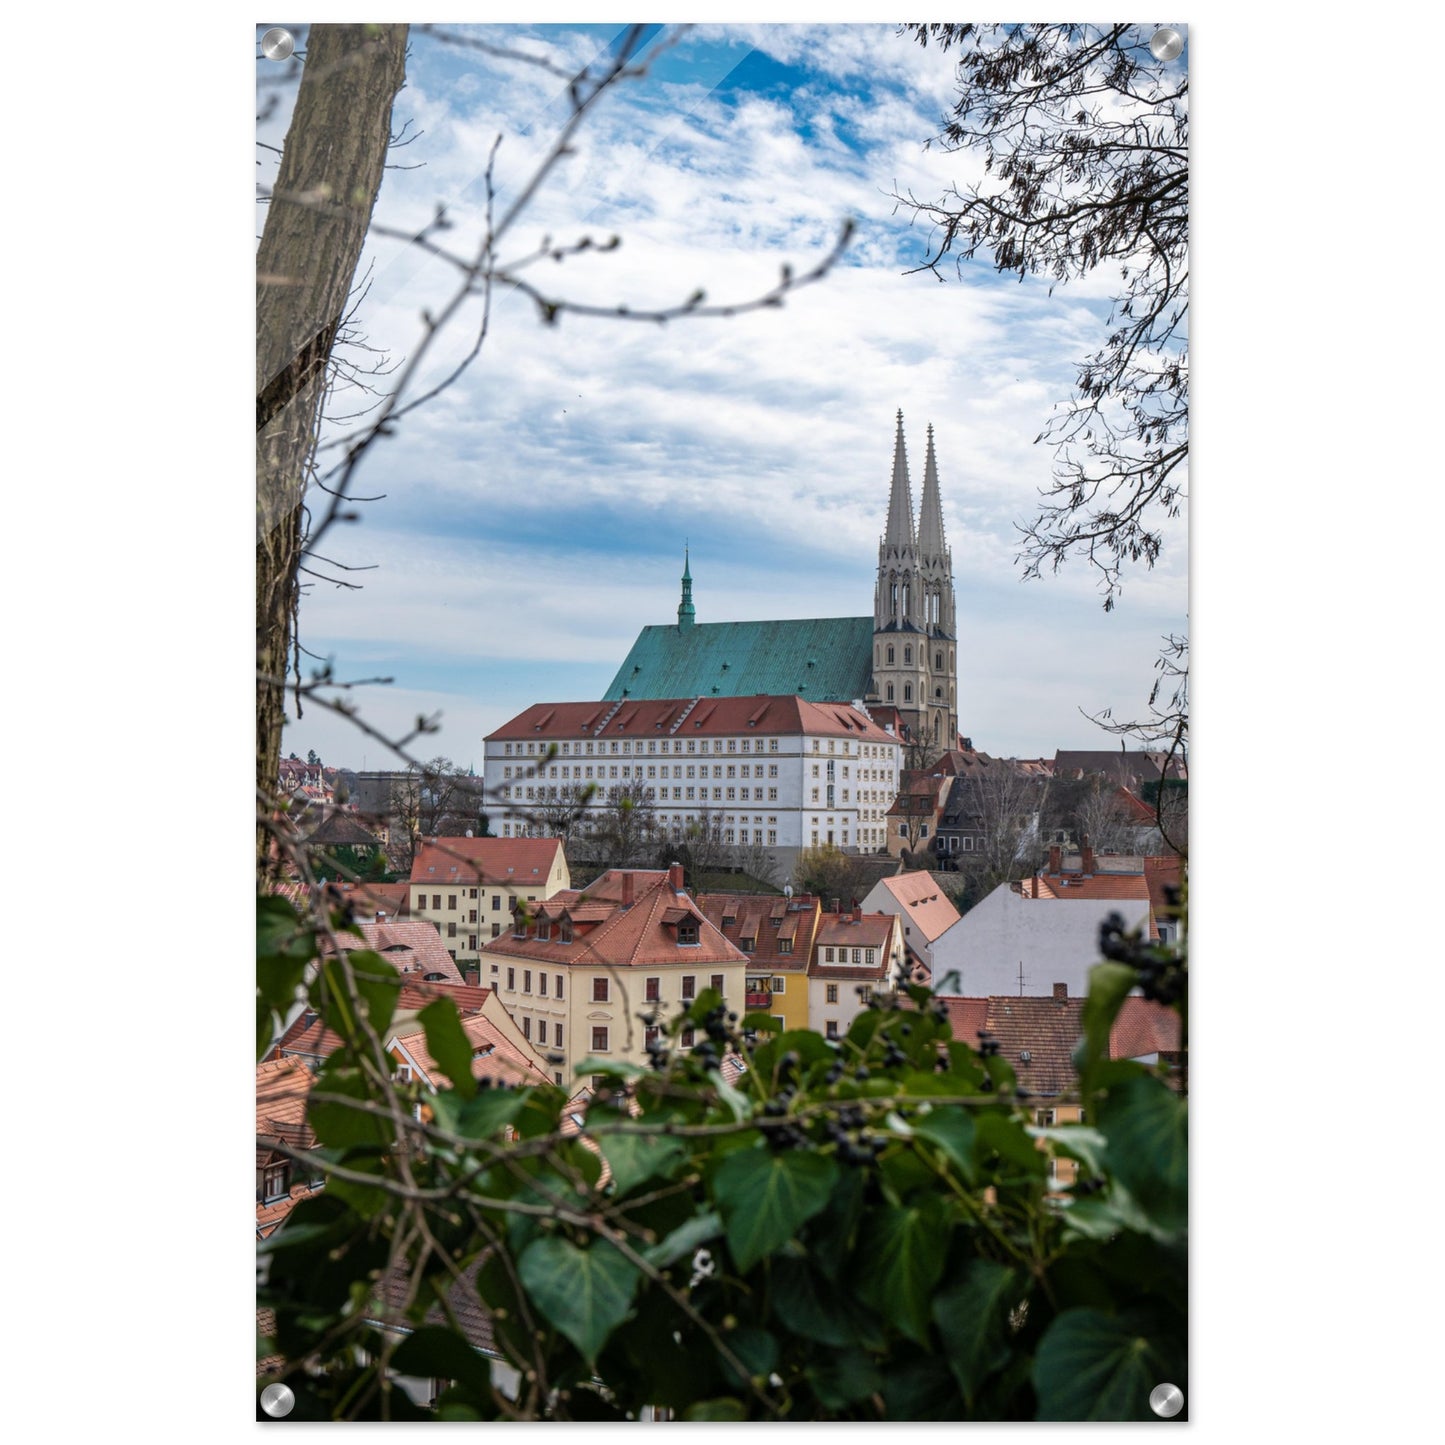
[604,411,960,750]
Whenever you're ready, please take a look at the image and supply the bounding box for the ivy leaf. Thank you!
[1098,1074,1187,1236]
[772,1257,883,1350]
[644,1210,723,1269]
[517,1236,641,1368]
[856,1200,947,1343]
[417,997,477,1099]
[430,1085,529,1140]
[684,1398,746,1421]
[307,1065,391,1149]
[807,1349,882,1410]
[713,1148,838,1272]
[599,1130,687,1198]
[390,1325,491,1399]
[911,1106,977,1185]
[1075,962,1138,1085]
[1033,1307,1179,1420]
[933,1259,1023,1402]
[973,1111,1047,1177]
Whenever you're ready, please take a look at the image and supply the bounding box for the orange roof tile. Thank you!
[487,695,898,746]
[697,892,822,972]
[410,836,565,887]
[485,870,746,971]
[390,1012,551,1089]
[1110,997,1183,1060]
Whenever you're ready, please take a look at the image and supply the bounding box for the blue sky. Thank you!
[262,22,1189,770]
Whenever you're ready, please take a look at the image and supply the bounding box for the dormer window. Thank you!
[537,922,551,942]
[740,936,755,953]
[559,920,573,944]
[678,922,699,947]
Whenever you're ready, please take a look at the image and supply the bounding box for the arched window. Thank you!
[903,684,913,703]
[886,644,895,665]
[935,686,943,700]
[886,683,895,701]
[935,651,943,671]
[904,645,912,665]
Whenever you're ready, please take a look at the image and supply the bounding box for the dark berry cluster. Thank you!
[1098,911,1186,1006]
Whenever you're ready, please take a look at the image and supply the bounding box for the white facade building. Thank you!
[484,694,901,869]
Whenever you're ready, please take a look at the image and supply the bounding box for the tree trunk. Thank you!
[256,23,408,879]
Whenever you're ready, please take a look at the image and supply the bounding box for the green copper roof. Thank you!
[604,616,875,703]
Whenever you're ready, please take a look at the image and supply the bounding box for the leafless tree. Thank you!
[255,24,853,883]
[593,782,658,869]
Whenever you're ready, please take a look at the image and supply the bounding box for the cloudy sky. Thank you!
[262,22,1189,770]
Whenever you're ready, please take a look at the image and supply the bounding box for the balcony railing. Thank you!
[745,991,772,1009]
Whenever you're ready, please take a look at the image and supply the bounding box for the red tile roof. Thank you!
[1110,996,1183,1060]
[1028,873,1152,902]
[410,836,565,887]
[697,892,823,972]
[940,996,990,1045]
[256,1055,315,1136]
[331,917,464,984]
[487,869,746,970]
[487,695,898,745]
[390,1012,551,1089]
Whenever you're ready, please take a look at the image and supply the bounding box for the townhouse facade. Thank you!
[408,836,571,973]
[481,865,749,1087]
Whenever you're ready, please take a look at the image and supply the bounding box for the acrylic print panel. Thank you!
[257,21,1188,1424]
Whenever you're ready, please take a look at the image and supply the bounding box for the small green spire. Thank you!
[677,544,695,628]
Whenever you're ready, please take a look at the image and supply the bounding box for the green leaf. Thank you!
[684,1398,747,1421]
[430,1084,529,1140]
[417,997,477,1099]
[911,1106,977,1185]
[880,1352,964,1421]
[600,1130,688,1198]
[1098,1075,1187,1236]
[718,1327,777,1389]
[973,1111,1047,1178]
[1028,1123,1109,1176]
[390,1325,491,1398]
[933,1259,1024,1403]
[855,1200,947,1343]
[1075,962,1139,1086]
[713,1148,838,1272]
[1033,1307,1179,1420]
[517,1236,641,1368]
[771,1258,882,1350]
[644,1210,723,1269]
[306,1066,392,1149]
[707,1066,752,1122]
[807,1349,882,1410]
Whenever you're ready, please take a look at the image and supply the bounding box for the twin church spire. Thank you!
[874,411,959,749]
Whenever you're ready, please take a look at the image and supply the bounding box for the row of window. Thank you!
[415,894,512,912]
[504,736,785,757]
[878,642,951,670]
[500,736,893,759]
[503,971,725,1003]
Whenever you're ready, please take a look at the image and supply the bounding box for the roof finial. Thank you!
[678,544,695,629]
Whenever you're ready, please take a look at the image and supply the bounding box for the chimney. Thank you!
[669,861,685,894]
[375,909,386,924]
[621,872,635,906]
[1053,982,1067,1002]
[831,898,841,913]
[1048,845,1061,875]
[852,903,862,924]
[464,968,480,988]
[1081,843,1095,875]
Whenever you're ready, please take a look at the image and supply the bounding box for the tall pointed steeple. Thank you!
[677,545,695,629]
[917,423,948,560]
[884,409,917,549]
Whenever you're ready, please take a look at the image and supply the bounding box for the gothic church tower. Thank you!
[870,412,958,750]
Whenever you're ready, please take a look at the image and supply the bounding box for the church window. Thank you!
[886,684,895,702]
[904,645,912,664]
[935,651,943,670]
[886,644,895,665]
[935,687,943,700]
[904,684,913,703]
